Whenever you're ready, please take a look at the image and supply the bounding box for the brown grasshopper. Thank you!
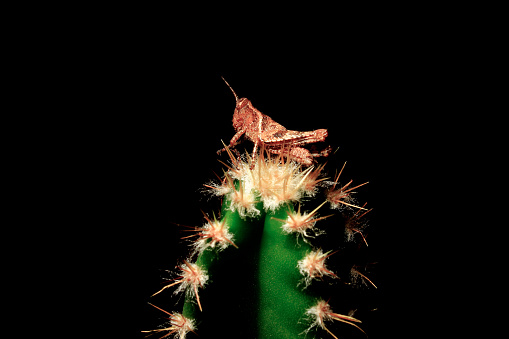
[218,77,331,166]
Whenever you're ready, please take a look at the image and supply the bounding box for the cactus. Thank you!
[143,143,377,338]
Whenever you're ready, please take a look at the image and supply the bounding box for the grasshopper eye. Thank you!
[237,98,249,109]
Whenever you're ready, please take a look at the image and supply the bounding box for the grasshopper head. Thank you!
[222,77,255,131]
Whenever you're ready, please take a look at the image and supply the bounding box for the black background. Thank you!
[15,7,497,338]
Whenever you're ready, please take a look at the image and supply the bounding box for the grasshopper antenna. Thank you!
[221,76,239,102]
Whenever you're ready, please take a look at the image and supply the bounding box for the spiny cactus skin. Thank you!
[143,145,376,338]
[181,191,322,338]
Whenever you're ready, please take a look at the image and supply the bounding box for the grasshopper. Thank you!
[218,77,331,166]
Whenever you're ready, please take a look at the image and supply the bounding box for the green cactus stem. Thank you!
[144,146,375,339]
[181,200,322,337]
